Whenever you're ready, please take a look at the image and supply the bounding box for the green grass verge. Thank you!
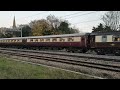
[0,56,94,79]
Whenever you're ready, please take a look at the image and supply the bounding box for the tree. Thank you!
[29,15,80,36]
[92,23,104,32]
[29,19,52,36]
[0,33,5,38]
[58,21,70,34]
[4,33,13,38]
[104,25,114,32]
[47,15,61,34]
[70,27,80,34]
[92,23,114,33]
[47,15,60,29]
[58,21,79,34]
[102,11,120,31]
[18,25,32,37]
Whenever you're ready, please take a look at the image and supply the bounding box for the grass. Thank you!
[0,56,94,79]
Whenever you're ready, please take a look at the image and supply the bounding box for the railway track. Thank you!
[0,48,120,78]
[0,47,120,62]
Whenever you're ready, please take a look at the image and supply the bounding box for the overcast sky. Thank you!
[0,11,107,32]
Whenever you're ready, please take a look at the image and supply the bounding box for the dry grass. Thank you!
[0,56,95,79]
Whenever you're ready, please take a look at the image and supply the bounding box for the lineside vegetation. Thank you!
[0,56,94,79]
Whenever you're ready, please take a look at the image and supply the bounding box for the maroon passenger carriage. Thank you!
[0,31,120,55]
[90,31,120,55]
[0,33,90,53]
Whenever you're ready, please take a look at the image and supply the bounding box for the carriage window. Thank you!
[102,35,107,42]
[113,35,120,42]
[52,38,57,42]
[46,38,50,42]
[30,39,33,42]
[17,40,20,42]
[40,38,44,42]
[35,39,38,42]
[59,38,65,42]
[68,37,74,42]
[11,40,14,42]
[13,40,16,42]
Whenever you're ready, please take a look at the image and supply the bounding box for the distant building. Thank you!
[13,16,16,29]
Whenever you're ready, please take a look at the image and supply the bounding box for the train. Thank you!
[0,31,120,55]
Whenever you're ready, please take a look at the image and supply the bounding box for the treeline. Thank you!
[30,15,79,36]
[92,11,120,33]
[0,15,79,38]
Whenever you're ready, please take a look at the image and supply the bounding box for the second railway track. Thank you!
[0,47,120,79]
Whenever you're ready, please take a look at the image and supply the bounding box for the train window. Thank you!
[52,38,57,42]
[30,39,33,42]
[59,38,65,42]
[68,37,74,42]
[11,40,13,42]
[35,39,38,42]
[40,38,44,42]
[102,35,107,42]
[46,38,50,42]
[113,35,120,42]
[17,40,20,42]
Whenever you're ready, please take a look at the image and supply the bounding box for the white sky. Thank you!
[0,11,107,33]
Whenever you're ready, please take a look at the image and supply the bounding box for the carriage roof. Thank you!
[91,31,120,35]
[0,33,90,40]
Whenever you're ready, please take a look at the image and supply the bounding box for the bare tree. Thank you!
[102,11,120,31]
[47,15,60,28]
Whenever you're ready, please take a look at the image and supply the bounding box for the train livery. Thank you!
[0,31,120,55]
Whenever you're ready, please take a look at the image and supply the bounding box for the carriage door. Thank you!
[90,35,95,48]
[81,36,86,47]
[22,39,27,45]
[86,35,91,48]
